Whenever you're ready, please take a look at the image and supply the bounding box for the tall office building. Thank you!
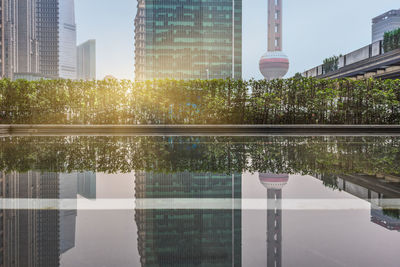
[0,0,39,79]
[134,0,242,80]
[0,0,77,80]
[259,0,289,80]
[77,40,96,80]
[372,9,400,43]
[37,0,77,79]
[1,0,12,77]
[135,171,242,266]
[35,0,59,78]
[58,0,77,79]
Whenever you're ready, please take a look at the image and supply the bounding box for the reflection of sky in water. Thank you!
[0,136,400,267]
[58,172,400,267]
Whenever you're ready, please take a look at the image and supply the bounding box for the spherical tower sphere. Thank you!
[259,51,289,80]
[259,173,289,190]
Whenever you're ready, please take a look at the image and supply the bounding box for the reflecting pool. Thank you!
[0,136,399,266]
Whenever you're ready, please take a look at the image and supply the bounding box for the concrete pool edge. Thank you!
[1,124,400,136]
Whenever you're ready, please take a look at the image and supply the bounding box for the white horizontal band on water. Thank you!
[0,198,399,210]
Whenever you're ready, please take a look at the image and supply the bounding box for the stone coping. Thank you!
[1,124,400,136]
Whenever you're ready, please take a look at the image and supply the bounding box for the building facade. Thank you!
[372,9,400,43]
[58,0,77,79]
[77,40,96,80]
[36,0,60,78]
[0,0,39,79]
[134,0,242,80]
[0,0,77,80]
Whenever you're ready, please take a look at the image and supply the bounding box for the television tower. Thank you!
[259,0,289,80]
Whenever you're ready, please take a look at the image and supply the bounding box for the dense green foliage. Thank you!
[323,55,340,73]
[383,208,400,219]
[0,136,399,176]
[0,78,399,124]
[383,28,400,53]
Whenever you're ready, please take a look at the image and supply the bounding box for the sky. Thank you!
[75,0,399,80]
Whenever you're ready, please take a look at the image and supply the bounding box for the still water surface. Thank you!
[0,136,399,267]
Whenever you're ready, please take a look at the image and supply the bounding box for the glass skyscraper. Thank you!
[135,0,242,80]
[77,40,97,81]
[0,0,77,80]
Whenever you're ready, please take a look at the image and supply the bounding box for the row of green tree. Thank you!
[0,78,399,124]
[383,27,400,53]
[0,136,399,176]
[323,55,340,74]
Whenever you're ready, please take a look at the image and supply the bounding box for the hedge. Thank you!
[0,77,399,124]
[323,55,340,74]
[383,27,400,53]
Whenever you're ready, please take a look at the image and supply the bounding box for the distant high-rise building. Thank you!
[57,0,78,79]
[0,2,4,77]
[36,0,59,78]
[77,40,96,80]
[0,0,39,79]
[134,0,242,80]
[259,0,289,80]
[0,0,77,80]
[372,9,400,43]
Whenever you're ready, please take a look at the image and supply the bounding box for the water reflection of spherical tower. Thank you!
[259,173,289,267]
[259,0,289,80]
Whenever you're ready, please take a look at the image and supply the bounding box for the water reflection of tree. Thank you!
[0,136,399,176]
[383,209,400,219]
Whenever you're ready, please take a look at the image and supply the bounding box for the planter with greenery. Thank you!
[0,77,399,125]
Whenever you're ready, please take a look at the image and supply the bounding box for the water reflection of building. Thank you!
[77,171,97,199]
[60,173,78,254]
[259,173,289,267]
[1,171,61,266]
[315,174,400,232]
[135,172,241,266]
[0,170,96,266]
[371,208,400,231]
